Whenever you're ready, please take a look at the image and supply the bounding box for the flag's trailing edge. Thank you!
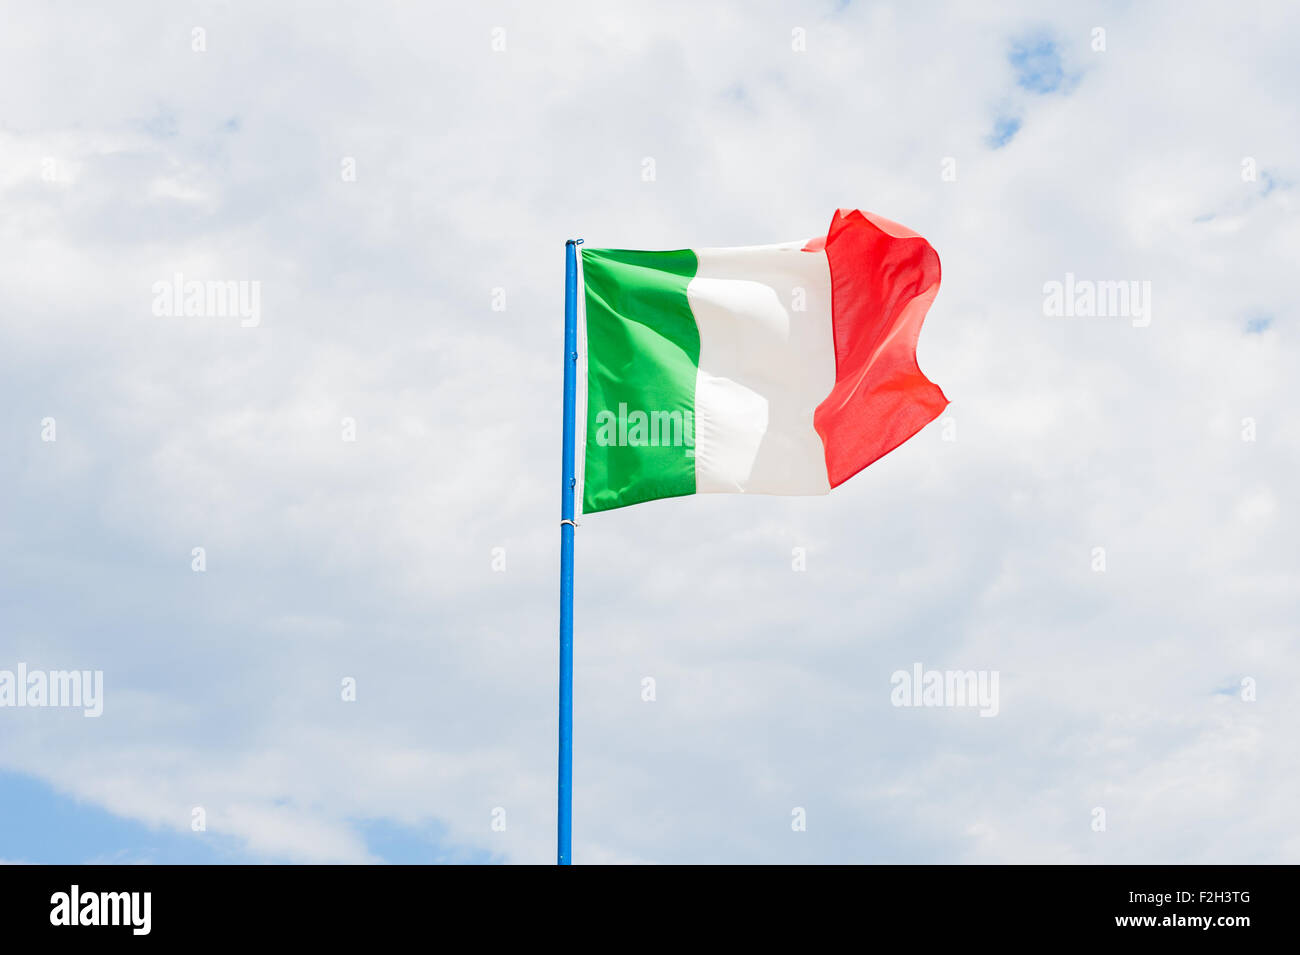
[577,208,947,514]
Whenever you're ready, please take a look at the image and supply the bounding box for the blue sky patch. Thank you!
[988,115,1022,148]
[357,818,501,865]
[1009,36,1070,93]
[0,770,241,864]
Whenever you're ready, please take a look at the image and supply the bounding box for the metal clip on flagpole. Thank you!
[558,238,582,865]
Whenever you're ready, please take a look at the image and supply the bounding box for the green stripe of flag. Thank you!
[581,248,700,513]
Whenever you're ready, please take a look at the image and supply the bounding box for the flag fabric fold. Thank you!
[578,208,947,514]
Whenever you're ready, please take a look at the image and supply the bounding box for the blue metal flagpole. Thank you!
[558,238,581,864]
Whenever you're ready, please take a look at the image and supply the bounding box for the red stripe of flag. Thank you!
[805,209,948,487]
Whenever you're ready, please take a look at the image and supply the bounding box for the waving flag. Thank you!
[553,209,948,863]
[577,208,948,513]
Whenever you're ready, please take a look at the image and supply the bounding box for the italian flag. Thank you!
[578,208,947,513]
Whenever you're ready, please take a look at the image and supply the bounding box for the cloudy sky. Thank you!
[1,0,1296,864]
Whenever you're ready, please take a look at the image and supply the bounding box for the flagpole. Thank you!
[558,237,581,865]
